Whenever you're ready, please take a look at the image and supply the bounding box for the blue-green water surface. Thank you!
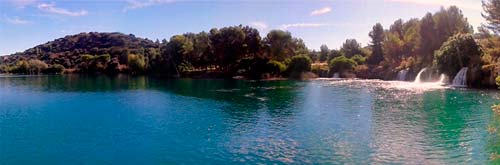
[1,75,500,164]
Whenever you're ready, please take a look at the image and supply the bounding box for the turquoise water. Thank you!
[1,75,500,164]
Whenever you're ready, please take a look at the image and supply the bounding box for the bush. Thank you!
[496,76,500,88]
[351,54,366,65]
[81,54,95,62]
[286,55,312,74]
[434,33,482,77]
[43,64,65,74]
[266,60,286,75]
[12,60,30,74]
[311,63,329,77]
[329,55,357,73]
[128,54,146,73]
[28,59,48,74]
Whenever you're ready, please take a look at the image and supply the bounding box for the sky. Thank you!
[0,0,485,55]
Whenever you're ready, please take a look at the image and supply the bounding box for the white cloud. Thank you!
[250,21,268,31]
[123,0,175,12]
[9,0,37,8]
[385,0,482,11]
[311,7,332,16]
[281,23,328,29]
[4,16,31,25]
[37,3,88,16]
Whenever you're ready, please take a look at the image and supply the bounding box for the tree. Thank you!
[209,26,246,71]
[44,64,65,74]
[390,19,404,40]
[351,54,366,65]
[328,49,344,61]
[368,23,384,65]
[286,55,312,74]
[263,30,307,61]
[266,60,286,76]
[166,35,193,75]
[319,44,329,62]
[340,39,363,58]
[13,60,30,74]
[483,0,500,33]
[329,56,357,74]
[242,26,262,57]
[419,12,438,66]
[28,59,48,74]
[434,33,482,77]
[128,54,146,74]
[383,32,405,64]
[433,6,472,44]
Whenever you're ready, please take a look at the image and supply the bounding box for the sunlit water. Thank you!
[1,75,500,164]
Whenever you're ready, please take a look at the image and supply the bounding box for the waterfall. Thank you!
[414,68,427,83]
[452,67,468,87]
[437,74,446,84]
[397,70,408,81]
[332,72,340,78]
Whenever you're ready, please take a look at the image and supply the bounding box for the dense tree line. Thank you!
[0,26,312,79]
[307,6,479,82]
[2,4,500,86]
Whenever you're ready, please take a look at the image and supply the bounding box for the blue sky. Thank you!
[0,0,484,55]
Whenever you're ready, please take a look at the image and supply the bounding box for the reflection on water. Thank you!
[0,75,499,164]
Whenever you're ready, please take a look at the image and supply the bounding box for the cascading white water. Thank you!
[332,72,340,78]
[414,68,427,83]
[397,69,408,81]
[452,67,468,87]
[437,74,446,85]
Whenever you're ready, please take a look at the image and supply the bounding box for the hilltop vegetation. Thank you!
[2,3,500,87]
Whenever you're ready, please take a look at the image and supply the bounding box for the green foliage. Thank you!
[234,58,285,79]
[28,59,48,74]
[12,60,30,74]
[434,33,482,77]
[97,54,111,62]
[351,54,366,65]
[329,56,358,73]
[328,49,344,61]
[419,7,472,67]
[44,64,65,74]
[311,63,329,77]
[368,23,384,65]
[266,60,286,75]
[319,45,329,62]
[483,0,500,33]
[128,54,146,73]
[286,55,312,74]
[81,54,95,62]
[264,30,308,61]
[383,32,405,64]
[340,39,364,58]
[496,76,500,88]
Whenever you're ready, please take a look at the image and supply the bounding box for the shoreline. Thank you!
[1,73,498,89]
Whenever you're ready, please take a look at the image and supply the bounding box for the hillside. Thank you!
[1,32,159,72]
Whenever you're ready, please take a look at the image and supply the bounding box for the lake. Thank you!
[1,75,499,164]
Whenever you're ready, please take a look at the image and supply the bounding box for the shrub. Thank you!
[351,54,366,65]
[28,59,48,74]
[311,63,329,77]
[12,60,30,74]
[44,64,65,74]
[266,60,286,75]
[81,54,95,62]
[329,55,357,73]
[286,55,312,74]
[496,76,500,88]
[128,54,146,73]
[434,33,482,77]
